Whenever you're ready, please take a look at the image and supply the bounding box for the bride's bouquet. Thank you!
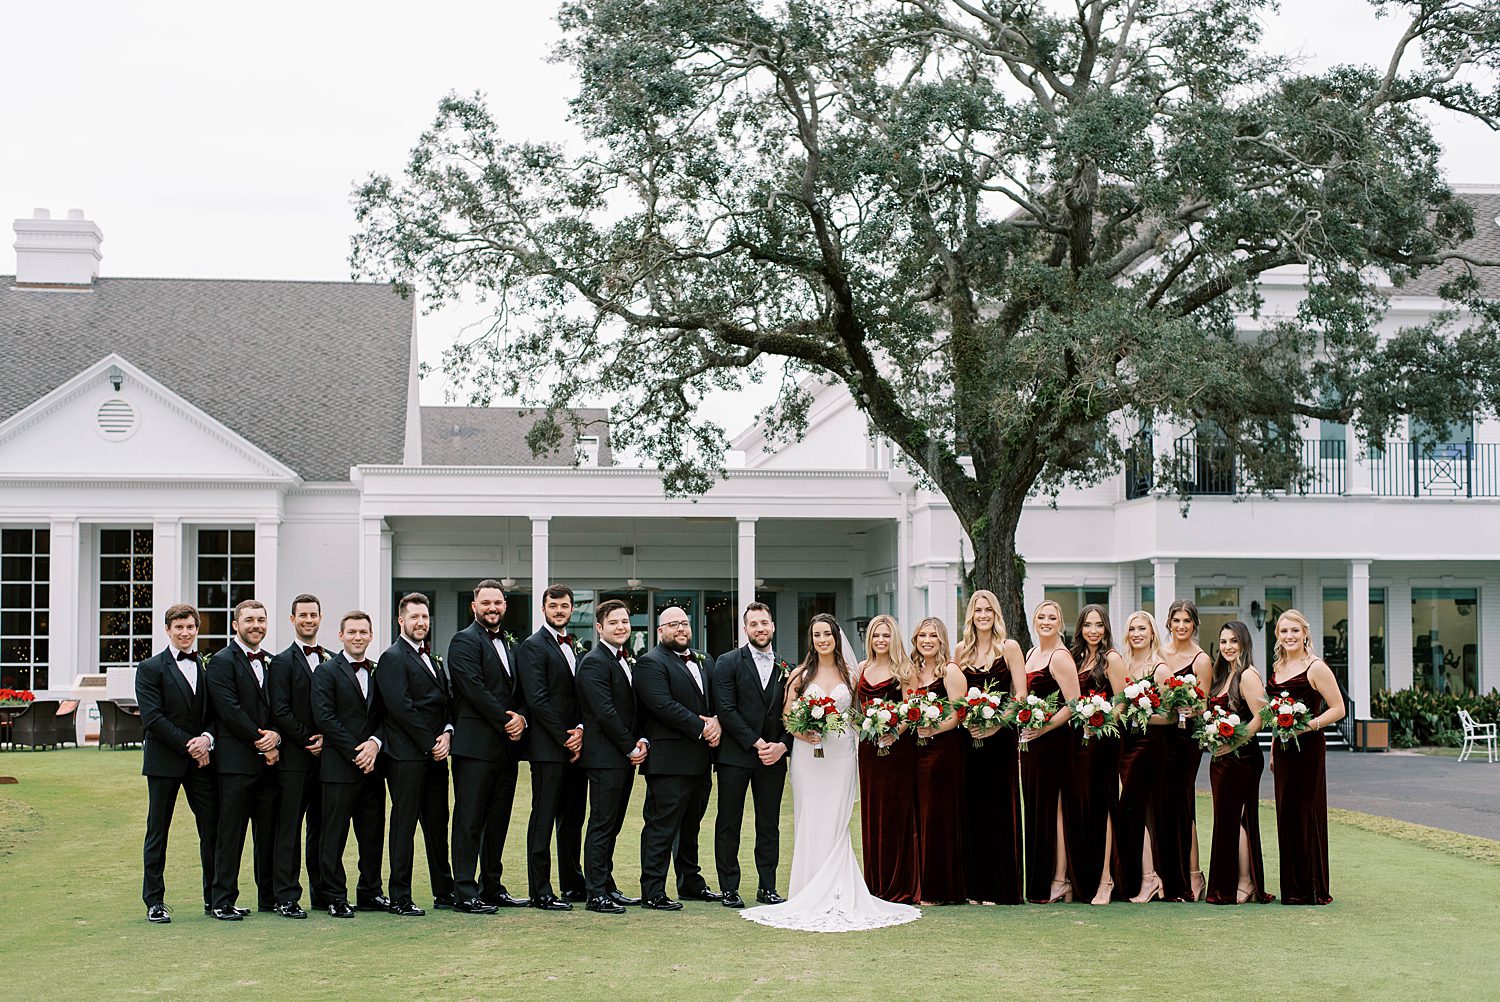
[1160,672,1206,729]
[959,685,1007,749]
[1001,691,1059,751]
[1260,690,1315,750]
[1197,704,1248,754]
[854,699,902,756]
[1116,678,1162,733]
[1068,690,1119,743]
[897,689,953,747]
[785,692,849,758]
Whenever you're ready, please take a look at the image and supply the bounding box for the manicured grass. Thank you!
[2,749,1498,1000]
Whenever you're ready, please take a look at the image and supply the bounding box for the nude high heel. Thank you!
[1190,870,1206,902]
[1047,879,1073,904]
[1129,874,1163,903]
[1090,879,1114,906]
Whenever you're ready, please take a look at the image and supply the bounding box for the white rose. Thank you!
[967,687,981,698]
[865,707,876,717]
[1227,714,1241,725]
[1137,697,1151,710]
[924,705,940,719]
[811,706,825,719]
[1293,702,1308,714]
[981,706,995,719]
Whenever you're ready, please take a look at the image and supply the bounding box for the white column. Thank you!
[530,516,550,631]
[1347,559,1372,718]
[48,518,80,682]
[1112,563,1135,631]
[1150,418,1172,495]
[1152,557,1178,615]
[359,517,388,645]
[1386,578,1413,691]
[1344,421,1371,496]
[151,519,183,661]
[929,563,959,635]
[736,517,757,642]
[896,501,912,630]
[255,519,281,648]
[1021,576,1045,634]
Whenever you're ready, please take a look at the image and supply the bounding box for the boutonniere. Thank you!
[431,652,444,668]
[504,631,517,646]
[682,649,701,665]
[775,658,793,680]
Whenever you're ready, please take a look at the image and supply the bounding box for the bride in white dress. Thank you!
[742,613,921,932]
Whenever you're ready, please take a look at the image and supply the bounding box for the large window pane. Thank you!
[0,528,49,690]
[98,527,151,672]
[796,592,836,662]
[1412,588,1479,694]
[196,528,255,656]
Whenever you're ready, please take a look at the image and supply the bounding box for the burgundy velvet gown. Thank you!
[913,677,966,903]
[1070,664,1120,902]
[856,675,920,904]
[1155,663,1205,901]
[961,661,1023,904]
[1270,669,1333,905]
[1114,696,1166,900]
[1020,654,1074,903]
[1205,682,1274,904]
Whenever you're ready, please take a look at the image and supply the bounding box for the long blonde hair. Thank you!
[909,617,953,678]
[861,614,915,690]
[954,589,1007,671]
[1122,610,1162,675]
[1272,608,1318,674]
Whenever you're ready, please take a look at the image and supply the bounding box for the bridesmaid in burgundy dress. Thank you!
[1067,604,1127,906]
[1154,599,1211,901]
[1205,620,1274,904]
[1020,601,1082,903]
[909,617,968,905]
[1269,609,1344,905]
[1117,611,1169,902]
[953,589,1027,905]
[855,614,920,904]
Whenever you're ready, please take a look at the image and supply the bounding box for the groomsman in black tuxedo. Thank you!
[576,599,648,914]
[311,611,388,918]
[137,603,218,924]
[517,583,588,910]
[267,593,328,918]
[712,602,791,909]
[634,605,722,909]
[205,599,281,920]
[447,579,530,914]
[375,592,456,917]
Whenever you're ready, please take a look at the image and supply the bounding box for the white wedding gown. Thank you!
[741,682,921,932]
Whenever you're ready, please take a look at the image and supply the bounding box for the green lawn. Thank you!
[2,749,1497,1000]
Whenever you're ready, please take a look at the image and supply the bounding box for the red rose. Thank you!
[1089,711,1105,727]
[1277,713,1294,727]
[1218,721,1235,737]
[906,707,921,722]
[1018,709,1033,724]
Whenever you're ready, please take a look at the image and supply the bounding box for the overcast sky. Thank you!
[4,1,1494,432]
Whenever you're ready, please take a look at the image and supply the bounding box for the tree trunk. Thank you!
[964,490,1032,652]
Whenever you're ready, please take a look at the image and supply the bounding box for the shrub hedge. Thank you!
[1371,688,1500,747]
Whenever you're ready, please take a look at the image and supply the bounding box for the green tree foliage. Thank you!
[352,0,1500,642]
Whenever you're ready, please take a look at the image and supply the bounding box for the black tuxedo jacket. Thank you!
[374,638,452,762]
[447,621,528,763]
[516,626,582,764]
[136,648,214,778]
[269,642,328,772]
[575,643,641,771]
[712,645,790,770]
[206,643,276,776]
[311,652,383,784]
[633,643,713,777]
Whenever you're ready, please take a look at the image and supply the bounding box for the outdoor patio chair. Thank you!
[9,700,61,750]
[1457,708,1497,763]
[54,700,79,747]
[97,699,144,749]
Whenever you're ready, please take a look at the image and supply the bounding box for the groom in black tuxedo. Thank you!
[517,583,588,910]
[136,603,217,924]
[634,606,722,909]
[712,602,791,908]
[267,593,329,918]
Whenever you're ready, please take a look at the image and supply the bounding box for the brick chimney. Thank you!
[13,208,103,287]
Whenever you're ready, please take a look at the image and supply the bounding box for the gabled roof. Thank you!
[0,276,413,480]
[1392,188,1500,299]
[421,406,613,466]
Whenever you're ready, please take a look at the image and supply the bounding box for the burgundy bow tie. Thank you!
[680,652,695,664]
[486,631,503,641]
[617,651,630,665]
[556,633,573,647]
[302,644,324,658]
[175,650,199,662]
[246,650,268,663]
[417,643,431,656]
[349,660,369,670]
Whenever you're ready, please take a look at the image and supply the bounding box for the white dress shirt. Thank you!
[554,630,577,674]
[489,633,511,675]
[606,642,632,684]
[751,647,776,689]
[234,637,266,686]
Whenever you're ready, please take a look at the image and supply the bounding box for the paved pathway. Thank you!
[1197,749,1500,841]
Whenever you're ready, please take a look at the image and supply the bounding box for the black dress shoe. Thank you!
[756,889,786,905]
[389,899,426,917]
[561,889,587,903]
[356,894,392,912]
[203,903,213,916]
[607,890,641,907]
[486,892,529,908]
[720,892,746,909]
[433,893,456,910]
[211,907,244,921]
[681,887,723,902]
[586,895,626,914]
[274,902,308,919]
[530,894,573,912]
[328,901,355,919]
[641,895,683,911]
[147,904,171,924]
[454,898,498,915]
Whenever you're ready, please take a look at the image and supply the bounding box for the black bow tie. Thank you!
[301,644,324,658]
[486,630,502,641]
[349,660,369,671]
[680,653,695,665]
[175,650,198,662]
[246,650,268,663]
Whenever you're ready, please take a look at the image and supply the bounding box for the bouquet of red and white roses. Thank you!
[1196,704,1248,754]
[1160,673,1206,729]
[1260,691,1315,749]
[1002,691,1060,751]
[1069,691,1119,743]
[785,692,849,758]
[854,699,902,756]
[959,685,1008,748]
[898,689,953,747]
[1115,678,1162,732]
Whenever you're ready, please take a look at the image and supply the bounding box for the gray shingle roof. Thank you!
[1392,190,1500,298]
[0,276,413,480]
[421,406,612,466]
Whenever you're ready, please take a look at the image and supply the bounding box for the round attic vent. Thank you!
[96,397,138,440]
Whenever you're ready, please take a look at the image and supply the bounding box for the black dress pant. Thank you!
[386,757,454,905]
[714,763,786,895]
[639,770,711,900]
[451,755,519,901]
[212,769,278,910]
[142,768,218,907]
[583,766,634,900]
[273,766,323,906]
[526,760,587,899]
[319,773,385,905]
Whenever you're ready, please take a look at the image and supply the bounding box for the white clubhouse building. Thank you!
[3,197,1499,733]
